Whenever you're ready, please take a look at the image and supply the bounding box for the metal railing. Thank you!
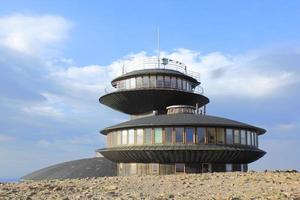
[121,57,201,82]
[104,84,204,95]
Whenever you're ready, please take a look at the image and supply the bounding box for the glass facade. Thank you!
[154,128,163,144]
[108,127,259,147]
[234,129,240,144]
[197,128,205,144]
[241,130,246,145]
[185,127,194,144]
[128,129,135,144]
[136,129,143,145]
[207,128,216,144]
[116,75,207,90]
[175,127,184,144]
[216,128,225,144]
[145,128,152,144]
[122,130,128,145]
[226,129,233,144]
[165,128,173,144]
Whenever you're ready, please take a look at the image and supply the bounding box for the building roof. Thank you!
[101,114,266,135]
[111,68,200,85]
[21,157,116,180]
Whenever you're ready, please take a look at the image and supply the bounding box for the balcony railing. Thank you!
[121,57,200,82]
[104,84,204,95]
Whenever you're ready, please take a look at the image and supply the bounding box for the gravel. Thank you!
[1,172,300,199]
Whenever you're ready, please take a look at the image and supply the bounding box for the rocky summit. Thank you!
[1,172,300,200]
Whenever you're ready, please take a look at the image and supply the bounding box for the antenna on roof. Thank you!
[157,26,160,68]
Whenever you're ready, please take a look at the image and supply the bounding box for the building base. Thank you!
[117,163,248,176]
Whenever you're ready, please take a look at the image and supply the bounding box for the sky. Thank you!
[0,0,300,179]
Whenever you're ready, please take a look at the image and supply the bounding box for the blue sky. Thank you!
[0,0,300,179]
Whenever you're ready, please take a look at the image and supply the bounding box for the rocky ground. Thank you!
[0,172,300,200]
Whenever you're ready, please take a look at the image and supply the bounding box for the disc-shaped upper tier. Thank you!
[100,68,208,115]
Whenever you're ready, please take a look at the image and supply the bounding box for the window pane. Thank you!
[234,129,240,144]
[122,130,128,145]
[241,130,246,145]
[130,77,136,89]
[246,131,251,145]
[256,133,258,147]
[251,132,255,146]
[226,129,233,144]
[128,129,135,144]
[117,130,121,145]
[154,128,162,144]
[185,127,194,144]
[157,76,164,88]
[164,76,171,88]
[165,128,173,144]
[118,80,126,90]
[175,163,185,173]
[177,78,182,89]
[197,128,205,144]
[125,79,131,89]
[207,128,216,144]
[226,164,232,172]
[187,82,191,91]
[136,129,143,145]
[145,128,152,144]
[182,79,187,90]
[150,163,159,174]
[171,77,177,88]
[175,127,183,143]
[150,76,156,88]
[143,76,149,88]
[216,128,225,144]
[136,77,143,88]
[129,163,137,175]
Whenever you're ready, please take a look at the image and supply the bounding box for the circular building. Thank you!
[97,57,266,176]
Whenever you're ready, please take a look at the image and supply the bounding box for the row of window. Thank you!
[117,163,248,176]
[114,75,196,92]
[107,127,259,147]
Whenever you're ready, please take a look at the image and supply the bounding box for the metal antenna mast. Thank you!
[157,27,160,68]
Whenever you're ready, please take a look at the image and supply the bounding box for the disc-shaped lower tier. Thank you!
[99,89,209,115]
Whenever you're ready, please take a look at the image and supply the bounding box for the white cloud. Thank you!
[0,135,15,142]
[0,14,71,55]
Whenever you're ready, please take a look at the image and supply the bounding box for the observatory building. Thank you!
[97,57,266,176]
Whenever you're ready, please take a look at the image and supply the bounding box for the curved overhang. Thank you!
[101,113,266,135]
[99,89,209,115]
[97,145,266,164]
[112,68,199,85]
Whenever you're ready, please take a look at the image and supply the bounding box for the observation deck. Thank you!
[100,57,209,115]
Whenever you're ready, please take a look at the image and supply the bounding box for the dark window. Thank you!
[197,128,205,144]
[171,77,177,88]
[207,128,216,144]
[175,127,183,143]
[185,164,202,173]
[185,127,194,144]
[175,163,185,173]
